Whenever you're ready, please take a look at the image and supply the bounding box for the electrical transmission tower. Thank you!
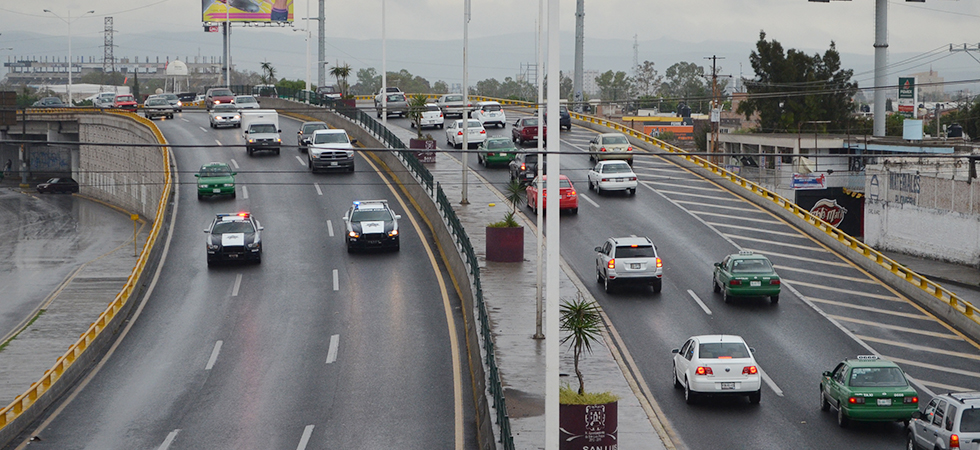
[102,16,115,89]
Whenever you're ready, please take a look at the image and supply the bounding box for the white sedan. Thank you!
[445,119,487,149]
[671,334,762,404]
[587,160,637,195]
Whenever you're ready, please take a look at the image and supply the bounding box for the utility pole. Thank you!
[704,55,724,164]
[317,0,325,88]
[572,0,584,111]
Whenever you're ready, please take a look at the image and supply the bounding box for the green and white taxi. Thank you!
[195,162,236,200]
[712,251,780,304]
[820,355,919,427]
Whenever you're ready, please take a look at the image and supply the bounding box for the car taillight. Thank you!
[729,280,742,286]
[770,279,780,285]
[696,366,713,375]
[569,190,576,196]
[627,146,633,152]
[480,129,486,134]
[601,178,609,182]
[607,259,615,269]
[457,131,463,135]
[520,164,526,170]
[903,396,918,404]
[950,434,959,448]
[600,147,607,152]
[742,366,758,375]
[629,177,636,181]
[848,397,865,404]
[656,257,662,268]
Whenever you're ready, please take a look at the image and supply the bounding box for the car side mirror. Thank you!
[204,229,210,233]
[671,349,679,354]
[351,139,358,145]
[194,174,200,178]
[822,371,832,378]
[713,262,721,268]
[243,130,249,134]
[343,214,349,220]
[749,347,756,353]
[258,226,264,231]
[231,172,237,176]
[594,246,602,252]
[278,129,281,133]
[911,411,922,419]
[395,215,402,219]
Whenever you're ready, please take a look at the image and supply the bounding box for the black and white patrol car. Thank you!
[343,200,401,252]
[205,212,263,265]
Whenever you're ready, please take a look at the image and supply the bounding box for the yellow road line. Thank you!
[808,298,932,320]
[885,356,980,380]
[829,315,962,339]
[858,335,980,361]
[785,279,902,300]
[726,235,830,252]
[774,265,879,284]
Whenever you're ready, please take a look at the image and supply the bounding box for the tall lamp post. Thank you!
[43,9,95,106]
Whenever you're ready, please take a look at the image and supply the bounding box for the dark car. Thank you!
[343,200,401,252]
[36,177,79,194]
[204,212,263,265]
[509,153,546,186]
[176,92,198,103]
[205,88,235,111]
[543,105,572,131]
[32,97,67,108]
[316,85,342,101]
[297,121,328,153]
[512,117,546,146]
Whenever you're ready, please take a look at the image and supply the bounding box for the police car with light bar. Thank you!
[205,212,263,265]
[343,200,401,252]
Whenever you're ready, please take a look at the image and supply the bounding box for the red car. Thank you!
[512,117,546,146]
[526,174,578,214]
[205,87,235,110]
[112,94,138,112]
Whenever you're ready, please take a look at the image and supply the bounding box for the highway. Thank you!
[15,110,473,450]
[378,108,980,449]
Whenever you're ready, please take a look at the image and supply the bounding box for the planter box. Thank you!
[559,401,618,450]
[485,226,524,262]
[409,138,437,163]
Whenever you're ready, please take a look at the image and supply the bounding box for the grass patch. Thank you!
[0,309,46,353]
[559,384,619,405]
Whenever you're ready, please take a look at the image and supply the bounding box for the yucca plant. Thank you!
[407,94,429,139]
[560,294,604,395]
[487,179,526,228]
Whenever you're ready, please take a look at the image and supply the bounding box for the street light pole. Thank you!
[461,0,470,205]
[44,9,95,106]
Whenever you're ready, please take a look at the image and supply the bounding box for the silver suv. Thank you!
[908,392,980,450]
[594,236,663,294]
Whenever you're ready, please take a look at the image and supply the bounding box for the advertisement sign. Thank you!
[202,0,293,23]
[809,199,848,227]
[795,187,864,237]
[898,77,915,99]
[790,173,827,190]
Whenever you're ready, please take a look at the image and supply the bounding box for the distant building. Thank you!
[3,55,224,86]
[581,69,600,97]
[910,69,944,100]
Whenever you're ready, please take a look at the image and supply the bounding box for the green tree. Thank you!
[559,71,573,100]
[353,67,379,95]
[632,60,662,98]
[433,80,449,94]
[559,295,603,396]
[660,62,710,113]
[329,63,352,97]
[260,61,277,85]
[276,79,305,91]
[594,70,632,102]
[475,78,502,98]
[736,31,857,133]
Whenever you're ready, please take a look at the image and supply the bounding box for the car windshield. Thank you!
[961,408,980,432]
[486,140,513,150]
[99,94,115,100]
[445,95,462,102]
[147,99,168,105]
[303,123,327,133]
[249,124,277,133]
[602,164,632,173]
[214,104,237,111]
[523,118,539,127]
[731,259,774,274]
[116,96,134,102]
[539,179,573,189]
[482,104,501,111]
[313,133,349,144]
[616,245,655,258]
[200,166,232,177]
[212,220,254,234]
[350,209,392,222]
[46,178,60,183]
[161,94,178,100]
[388,94,405,102]
[604,135,629,145]
[525,154,539,164]
[698,342,751,359]
[236,96,257,103]
[848,367,908,387]
[466,120,482,128]
[211,89,233,97]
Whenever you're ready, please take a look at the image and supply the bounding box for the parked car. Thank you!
[595,236,663,293]
[525,174,578,214]
[195,162,236,200]
[435,93,472,118]
[472,101,506,128]
[94,92,117,108]
[509,153,546,186]
[209,104,241,128]
[113,94,138,112]
[445,119,487,149]
[297,121,328,153]
[142,97,175,120]
[374,92,408,118]
[589,132,634,165]
[32,97,67,108]
[512,117,546,146]
[820,355,919,427]
[478,137,518,168]
[712,251,781,304]
[587,160,637,195]
[205,87,235,110]
[36,177,79,194]
[411,103,444,129]
[234,95,260,109]
[672,335,761,404]
[907,391,980,450]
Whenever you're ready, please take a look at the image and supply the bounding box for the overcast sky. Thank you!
[2,0,979,85]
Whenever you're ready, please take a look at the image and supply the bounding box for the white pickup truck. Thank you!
[241,109,281,156]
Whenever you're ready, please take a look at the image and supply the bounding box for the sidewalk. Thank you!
[383,126,669,449]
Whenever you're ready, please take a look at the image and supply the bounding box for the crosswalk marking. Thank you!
[884,356,980,380]
[725,234,828,251]
[694,211,781,224]
[784,280,901,300]
[645,187,727,201]
[807,298,931,320]
[773,265,878,284]
[674,200,758,213]
[858,335,980,361]
[743,249,851,267]
[829,315,962,339]
[709,223,804,238]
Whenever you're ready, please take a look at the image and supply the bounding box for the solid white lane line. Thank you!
[314,183,323,196]
[215,139,222,146]
[296,425,315,450]
[686,289,712,315]
[242,185,249,199]
[743,249,851,267]
[914,378,971,392]
[158,429,180,450]
[774,265,878,284]
[295,155,306,166]
[725,234,828,251]
[332,269,339,291]
[640,180,722,192]
[232,273,242,297]
[199,127,208,133]
[758,367,784,397]
[326,334,340,363]
[786,280,900,300]
[205,341,223,370]
[230,159,239,169]
[858,335,980,361]
[831,316,962,339]
[579,193,600,208]
[326,220,334,237]
[649,188,728,201]
[708,222,803,238]
[693,211,781,224]
[808,298,931,320]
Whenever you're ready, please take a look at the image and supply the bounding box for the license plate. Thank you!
[721,382,735,390]
[228,254,238,258]
[630,263,641,269]
[616,178,625,182]
[877,398,892,406]
[750,281,761,287]
[330,162,338,166]
[212,188,221,193]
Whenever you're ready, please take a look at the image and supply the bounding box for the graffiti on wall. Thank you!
[30,148,71,172]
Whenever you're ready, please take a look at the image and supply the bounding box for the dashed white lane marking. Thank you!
[831,316,962,340]
[296,424,315,450]
[314,183,323,196]
[773,265,879,284]
[709,222,804,238]
[786,280,900,300]
[230,159,239,169]
[181,118,190,122]
[295,155,306,166]
[332,269,339,291]
[232,274,242,296]
[758,367,784,397]
[205,341,223,370]
[158,429,180,450]
[215,139,222,146]
[326,334,340,364]
[859,335,980,361]
[326,220,334,237]
[686,289,712,315]
[199,127,208,133]
[807,298,931,320]
[693,211,781,224]
[743,249,851,267]
[673,199,758,213]
[578,193,600,208]
[242,185,249,199]
[726,234,828,252]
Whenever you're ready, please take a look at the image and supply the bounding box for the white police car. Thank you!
[205,212,263,265]
[343,200,401,252]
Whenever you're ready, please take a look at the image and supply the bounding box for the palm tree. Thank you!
[329,63,352,97]
[260,61,277,86]
[559,295,603,395]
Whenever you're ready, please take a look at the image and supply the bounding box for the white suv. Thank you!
[594,236,663,293]
[907,392,980,450]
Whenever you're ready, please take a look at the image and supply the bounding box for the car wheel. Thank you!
[748,390,761,404]
[207,258,214,267]
[596,269,603,284]
[604,275,613,293]
[837,404,849,427]
[770,294,779,304]
[673,364,682,389]
[820,387,830,411]
[905,432,917,450]
[346,245,354,254]
[231,191,236,199]
[652,279,662,293]
[684,378,696,404]
[596,184,602,196]
[197,193,203,200]
[254,254,261,264]
[712,278,720,293]
[571,208,578,215]
[275,149,280,155]
[723,289,732,304]
[629,188,636,195]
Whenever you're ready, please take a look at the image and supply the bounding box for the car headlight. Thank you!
[276,138,282,143]
[176,101,182,107]
[345,151,354,157]
[233,115,240,120]
[348,231,359,238]
[388,230,398,237]
[207,243,220,251]
[198,183,206,188]
[248,139,255,143]
[223,183,234,187]
[247,242,260,249]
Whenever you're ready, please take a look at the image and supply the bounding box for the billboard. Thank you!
[202,0,293,23]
